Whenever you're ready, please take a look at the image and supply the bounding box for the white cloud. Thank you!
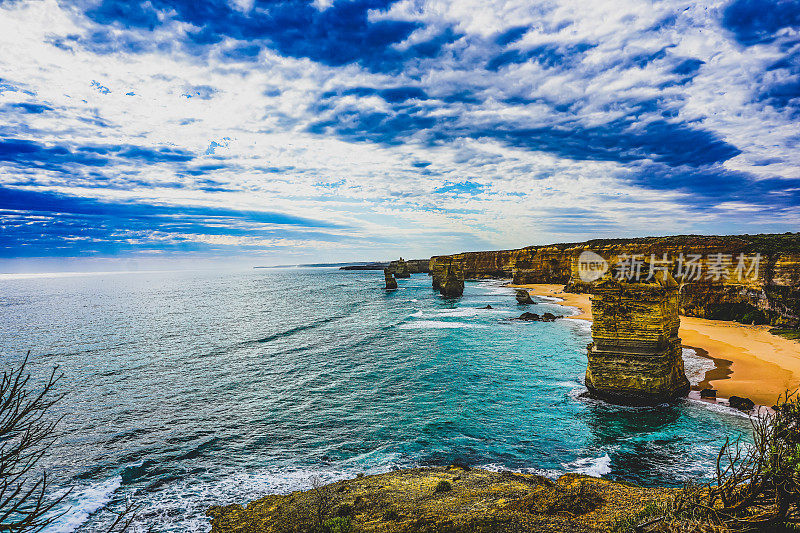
[1,0,798,261]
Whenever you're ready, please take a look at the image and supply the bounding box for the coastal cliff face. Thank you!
[428,234,800,326]
[586,272,690,404]
[207,466,672,533]
[389,258,429,274]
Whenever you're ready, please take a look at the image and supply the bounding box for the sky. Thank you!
[1,0,799,269]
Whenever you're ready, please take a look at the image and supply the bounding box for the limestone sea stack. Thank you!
[585,270,690,405]
[384,268,398,290]
[393,257,411,278]
[439,258,464,297]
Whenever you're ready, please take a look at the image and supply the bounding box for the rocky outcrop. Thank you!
[393,258,411,278]
[384,268,398,290]
[430,249,516,287]
[515,289,534,304]
[517,312,560,322]
[585,271,690,405]
[438,258,464,298]
[729,396,755,411]
[511,245,574,284]
[207,466,673,533]
[428,234,800,327]
[388,258,429,275]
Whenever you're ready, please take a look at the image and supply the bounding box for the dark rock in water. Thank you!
[384,268,398,290]
[393,257,411,278]
[699,388,717,399]
[515,289,534,304]
[542,312,559,321]
[518,312,540,321]
[729,395,755,411]
[482,305,493,309]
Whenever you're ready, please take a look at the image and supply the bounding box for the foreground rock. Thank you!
[207,466,672,533]
[515,289,534,304]
[586,270,690,405]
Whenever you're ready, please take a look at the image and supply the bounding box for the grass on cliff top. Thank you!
[207,467,674,533]
[771,327,800,341]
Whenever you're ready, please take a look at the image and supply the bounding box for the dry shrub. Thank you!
[620,390,800,533]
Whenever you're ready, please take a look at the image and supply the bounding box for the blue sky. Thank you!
[1,0,799,268]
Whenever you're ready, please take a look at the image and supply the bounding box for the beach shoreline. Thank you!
[513,283,800,407]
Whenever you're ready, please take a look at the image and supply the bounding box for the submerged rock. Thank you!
[516,289,534,304]
[542,312,559,321]
[384,268,398,290]
[729,395,755,411]
[518,312,541,321]
[482,305,494,309]
[585,270,690,405]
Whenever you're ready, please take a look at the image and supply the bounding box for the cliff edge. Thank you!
[429,233,800,327]
[207,466,672,533]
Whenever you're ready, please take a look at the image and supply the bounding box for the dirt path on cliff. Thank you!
[515,284,800,407]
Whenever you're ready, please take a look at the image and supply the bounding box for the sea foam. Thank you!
[42,476,122,533]
[562,454,612,477]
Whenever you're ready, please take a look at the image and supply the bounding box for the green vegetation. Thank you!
[613,501,670,532]
[321,516,352,533]
[434,480,452,493]
[535,480,604,516]
[615,391,800,532]
[771,328,800,342]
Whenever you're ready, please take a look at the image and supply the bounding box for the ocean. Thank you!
[0,268,751,532]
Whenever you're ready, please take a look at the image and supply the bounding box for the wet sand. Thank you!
[514,284,800,406]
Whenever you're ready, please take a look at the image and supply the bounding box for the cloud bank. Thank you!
[1,0,799,263]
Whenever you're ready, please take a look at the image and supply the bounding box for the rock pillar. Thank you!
[439,258,464,298]
[384,268,398,290]
[585,271,689,404]
[393,257,411,278]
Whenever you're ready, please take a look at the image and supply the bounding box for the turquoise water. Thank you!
[0,268,751,532]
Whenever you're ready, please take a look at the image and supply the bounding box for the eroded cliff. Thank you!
[428,234,800,326]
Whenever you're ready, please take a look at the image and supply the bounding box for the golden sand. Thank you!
[514,284,800,406]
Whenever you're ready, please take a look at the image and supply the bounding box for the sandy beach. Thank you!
[514,284,800,406]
